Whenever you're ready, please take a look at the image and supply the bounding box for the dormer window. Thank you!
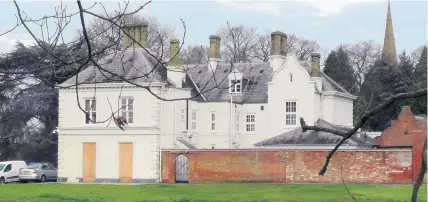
[229,79,242,94]
[228,68,243,94]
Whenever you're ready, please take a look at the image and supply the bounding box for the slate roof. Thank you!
[177,138,197,149]
[60,49,353,104]
[185,59,353,103]
[254,119,375,148]
[185,62,272,103]
[60,48,169,87]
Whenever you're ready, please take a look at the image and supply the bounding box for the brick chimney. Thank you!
[122,23,148,49]
[270,31,282,56]
[310,53,322,91]
[208,35,221,73]
[169,39,181,67]
[268,31,287,72]
[310,53,321,77]
[280,33,288,56]
[167,39,184,88]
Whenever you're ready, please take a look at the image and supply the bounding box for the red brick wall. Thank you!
[374,106,427,183]
[161,149,413,184]
[412,126,427,182]
[375,106,423,147]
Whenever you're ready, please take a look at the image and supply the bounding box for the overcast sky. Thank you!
[0,0,426,57]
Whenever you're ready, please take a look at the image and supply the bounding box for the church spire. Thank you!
[382,0,398,65]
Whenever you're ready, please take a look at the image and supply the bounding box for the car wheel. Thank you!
[0,177,5,184]
[40,175,46,183]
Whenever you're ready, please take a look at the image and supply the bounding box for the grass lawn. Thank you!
[0,183,426,202]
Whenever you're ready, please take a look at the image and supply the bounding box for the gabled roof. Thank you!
[254,119,374,147]
[186,58,353,103]
[60,48,169,87]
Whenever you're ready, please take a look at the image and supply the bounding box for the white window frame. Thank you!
[228,69,243,94]
[180,108,186,131]
[229,79,242,94]
[285,101,297,126]
[211,112,216,132]
[245,114,255,133]
[191,110,197,131]
[236,113,240,132]
[84,98,96,125]
[120,97,134,124]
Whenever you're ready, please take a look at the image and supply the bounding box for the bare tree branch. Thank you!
[412,138,427,202]
[341,166,359,202]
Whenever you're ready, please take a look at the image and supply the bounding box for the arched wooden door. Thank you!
[175,155,189,183]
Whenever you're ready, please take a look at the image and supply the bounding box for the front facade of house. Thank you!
[56,25,355,183]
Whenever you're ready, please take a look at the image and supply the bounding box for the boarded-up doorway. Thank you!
[82,143,96,182]
[119,143,133,183]
[175,155,189,183]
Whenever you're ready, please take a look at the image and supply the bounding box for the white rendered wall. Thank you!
[57,133,159,182]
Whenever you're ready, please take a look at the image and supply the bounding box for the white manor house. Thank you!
[56,24,364,183]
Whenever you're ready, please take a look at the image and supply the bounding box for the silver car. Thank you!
[19,163,57,183]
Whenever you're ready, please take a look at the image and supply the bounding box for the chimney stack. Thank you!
[268,31,287,72]
[167,39,185,88]
[208,35,221,72]
[122,23,148,49]
[310,53,321,77]
[270,31,283,56]
[280,33,288,56]
[169,39,181,67]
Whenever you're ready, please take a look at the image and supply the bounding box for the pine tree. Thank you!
[323,47,356,94]
[357,50,425,131]
[397,51,414,93]
[412,46,427,115]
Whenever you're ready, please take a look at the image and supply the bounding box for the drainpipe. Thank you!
[173,87,177,147]
[234,104,238,148]
[159,86,164,183]
[230,96,233,149]
[186,100,189,131]
[320,93,324,120]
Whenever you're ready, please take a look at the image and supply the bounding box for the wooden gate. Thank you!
[175,155,189,183]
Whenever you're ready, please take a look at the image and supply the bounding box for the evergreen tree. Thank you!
[354,59,395,131]
[357,49,426,131]
[397,51,414,93]
[412,46,427,115]
[323,47,356,94]
[0,41,87,163]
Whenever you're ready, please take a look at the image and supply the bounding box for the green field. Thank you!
[0,183,426,202]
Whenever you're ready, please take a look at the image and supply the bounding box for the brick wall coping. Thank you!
[162,148,412,152]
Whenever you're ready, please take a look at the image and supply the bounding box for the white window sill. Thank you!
[284,125,299,129]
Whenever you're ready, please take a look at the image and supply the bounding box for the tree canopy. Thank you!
[323,47,357,94]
